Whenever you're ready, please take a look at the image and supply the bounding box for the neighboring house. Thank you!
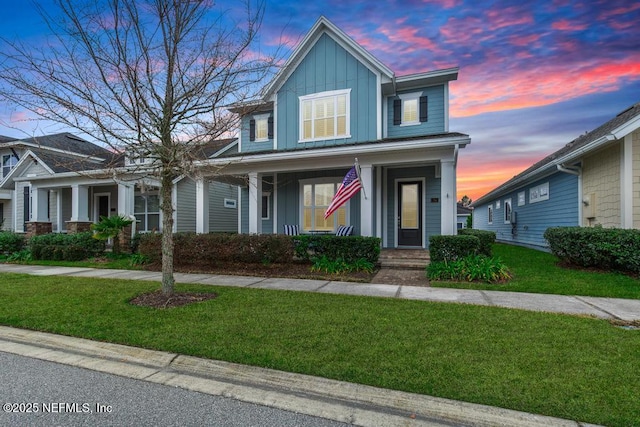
[456,203,472,230]
[0,133,239,236]
[195,16,471,248]
[472,101,640,250]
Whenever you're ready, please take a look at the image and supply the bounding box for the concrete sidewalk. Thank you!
[1,263,639,321]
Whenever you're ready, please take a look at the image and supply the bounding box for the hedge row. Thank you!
[138,233,382,267]
[544,226,640,273]
[429,235,480,262]
[0,232,25,255]
[29,232,105,261]
[293,235,381,264]
[458,229,496,256]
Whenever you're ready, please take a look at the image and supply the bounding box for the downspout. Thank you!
[556,164,581,175]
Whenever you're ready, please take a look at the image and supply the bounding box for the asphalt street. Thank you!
[0,351,348,427]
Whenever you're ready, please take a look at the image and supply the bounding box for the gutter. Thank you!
[556,164,581,176]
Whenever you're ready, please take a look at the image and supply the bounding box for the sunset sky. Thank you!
[1,0,639,201]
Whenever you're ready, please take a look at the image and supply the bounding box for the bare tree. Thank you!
[0,0,277,295]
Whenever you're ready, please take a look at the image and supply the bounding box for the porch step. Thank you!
[378,249,430,270]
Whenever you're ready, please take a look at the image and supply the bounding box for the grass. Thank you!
[430,243,640,299]
[1,272,639,426]
[2,255,140,270]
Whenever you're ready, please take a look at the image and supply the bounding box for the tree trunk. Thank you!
[160,170,175,295]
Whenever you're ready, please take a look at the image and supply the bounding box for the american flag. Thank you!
[324,166,363,219]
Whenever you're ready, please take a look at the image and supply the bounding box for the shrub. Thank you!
[544,226,640,273]
[311,256,375,274]
[0,232,25,255]
[29,232,105,261]
[427,255,511,283]
[293,235,380,264]
[458,229,495,256]
[429,235,480,263]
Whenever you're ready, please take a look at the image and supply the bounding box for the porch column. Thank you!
[70,185,89,222]
[248,172,262,234]
[440,160,456,235]
[359,164,373,237]
[195,178,210,233]
[31,187,49,222]
[621,134,633,228]
[117,183,135,217]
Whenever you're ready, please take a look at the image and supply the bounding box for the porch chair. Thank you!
[335,225,353,236]
[283,224,300,236]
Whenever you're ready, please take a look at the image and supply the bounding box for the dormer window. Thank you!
[299,89,351,142]
[393,93,428,126]
[2,154,18,178]
[249,114,272,142]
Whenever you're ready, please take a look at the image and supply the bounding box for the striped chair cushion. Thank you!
[335,225,353,236]
[283,224,299,236]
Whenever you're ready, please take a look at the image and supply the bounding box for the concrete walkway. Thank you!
[1,263,639,321]
[1,263,633,426]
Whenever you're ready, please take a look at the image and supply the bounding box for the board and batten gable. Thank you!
[473,172,579,249]
[274,33,378,151]
[387,86,446,138]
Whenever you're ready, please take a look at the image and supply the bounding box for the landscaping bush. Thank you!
[293,235,381,264]
[0,231,25,255]
[138,233,296,267]
[29,232,105,261]
[544,226,640,273]
[427,254,511,283]
[429,235,480,263]
[458,229,495,256]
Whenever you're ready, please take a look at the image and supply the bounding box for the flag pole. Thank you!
[355,157,367,200]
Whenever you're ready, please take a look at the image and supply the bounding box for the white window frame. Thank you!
[134,191,161,232]
[261,192,271,220]
[299,177,351,232]
[2,153,19,179]
[254,113,270,142]
[495,200,501,210]
[398,92,421,126]
[529,182,550,204]
[518,191,526,206]
[488,205,493,224]
[504,198,512,224]
[299,89,351,143]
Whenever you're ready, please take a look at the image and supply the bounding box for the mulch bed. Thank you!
[130,290,218,308]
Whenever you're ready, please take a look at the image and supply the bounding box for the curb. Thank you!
[0,326,599,427]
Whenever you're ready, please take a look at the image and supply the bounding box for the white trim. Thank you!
[398,92,421,126]
[93,192,111,223]
[622,134,633,228]
[253,113,270,142]
[488,205,493,225]
[503,198,512,224]
[394,177,427,248]
[298,177,350,233]
[273,95,278,151]
[376,73,382,140]
[444,83,450,132]
[261,192,271,220]
[273,173,278,234]
[382,167,388,247]
[298,88,352,143]
[376,166,382,239]
[237,187,242,233]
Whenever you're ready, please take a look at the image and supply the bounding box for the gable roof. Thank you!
[262,16,394,101]
[472,101,640,207]
[15,133,111,159]
[0,135,15,143]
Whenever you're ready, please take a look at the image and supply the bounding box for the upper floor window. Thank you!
[299,89,351,142]
[249,114,272,142]
[393,93,428,126]
[2,154,19,179]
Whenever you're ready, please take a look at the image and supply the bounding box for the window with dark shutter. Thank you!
[419,96,428,122]
[249,119,256,141]
[267,116,274,139]
[393,99,402,125]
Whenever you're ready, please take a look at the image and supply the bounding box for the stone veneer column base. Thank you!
[25,222,53,238]
[117,224,133,254]
[65,221,94,234]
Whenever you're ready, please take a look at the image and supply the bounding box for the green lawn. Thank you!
[1,272,639,426]
[430,243,640,299]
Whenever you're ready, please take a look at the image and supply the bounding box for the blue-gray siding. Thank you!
[175,179,238,233]
[273,33,378,151]
[387,86,446,138]
[239,113,274,154]
[473,172,579,249]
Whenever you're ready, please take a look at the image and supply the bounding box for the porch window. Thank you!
[299,89,350,142]
[134,192,160,232]
[301,181,348,232]
[2,154,18,178]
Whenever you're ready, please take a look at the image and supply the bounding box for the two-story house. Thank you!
[195,17,471,248]
[0,132,239,236]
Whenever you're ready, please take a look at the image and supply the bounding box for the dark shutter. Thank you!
[267,116,274,139]
[249,119,256,141]
[23,186,30,232]
[419,96,428,122]
[393,99,402,125]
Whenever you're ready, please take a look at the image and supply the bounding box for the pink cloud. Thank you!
[508,33,541,47]
[423,0,462,8]
[485,6,534,30]
[599,2,640,19]
[449,55,640,117]
[551,19,587,31]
